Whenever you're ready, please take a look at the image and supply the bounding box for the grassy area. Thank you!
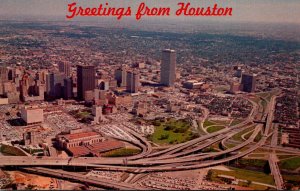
[247,154,266,158]
[23,148,44,154]
[260,99,268,113]
[257,90,280,102]
[224,143,236,149]
[203,120,216,128]
[232,126,255,142]
[76,111,90,118]
[0,144,27,156]
[230,119,243,127]
[206,126,225,133]
[238,182,269,190]
[237,159,268,168]
[69,109,92,121]
[279,157,300,171]
[149,119,198,145]
[207,167,275,186]
[254,131,263,142]
[102,148,141,157]
[249,96,261,104]
[202,147,219,153]
[210,120,231,126]
[243,131,253,140]
[257,92,271,99]
[277,155,297,160]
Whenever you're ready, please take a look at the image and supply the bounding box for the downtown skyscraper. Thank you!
[161,49,176,87]
[77,65,96,101]
[241,74,257,93]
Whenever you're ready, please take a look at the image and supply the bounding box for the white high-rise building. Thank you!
[161,49,176,87]
[92,105,103,124]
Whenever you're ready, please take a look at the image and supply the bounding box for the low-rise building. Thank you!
[56,129,124,157]
[21,107,44,125]
[183,80,204,89]
[230,82,242,94]
[0,98,9,105]
[56,131,104,149]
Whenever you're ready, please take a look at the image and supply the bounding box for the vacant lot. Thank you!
[279,157,300,171]
[207,167,275,186]
[102,148,141,157]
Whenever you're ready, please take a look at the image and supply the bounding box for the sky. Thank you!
[0,0,299,24]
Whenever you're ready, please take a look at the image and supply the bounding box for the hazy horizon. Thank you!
[0,0,300,24]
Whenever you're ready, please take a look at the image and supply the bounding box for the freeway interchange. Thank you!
[0,94,291,190]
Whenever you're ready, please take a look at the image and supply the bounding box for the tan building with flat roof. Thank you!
[0,98,9,105]
[21,107,44,125]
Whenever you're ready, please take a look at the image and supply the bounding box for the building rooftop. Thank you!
[86,140,125,153]
[64,131,100,141]
[68,146,90,157]
[67,140,125,157]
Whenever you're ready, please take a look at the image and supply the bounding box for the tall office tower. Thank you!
[77,65,96,100]
[235,68,243,78]
[33,80,45,100]
[98,80,109,91]
[46,72,65,99]
[241,74,257,93]
[36,70,48,83]
[0,67,8,83]
[161,49,176,87]
[58,62,71,77]
[63,78,73,100]
[126,71,140,93]
[115,67,127,87]
[20,73,30,98]
[8,68,15,81]
[45,73,51,94]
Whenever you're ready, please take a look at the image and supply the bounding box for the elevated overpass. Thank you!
[268,153,284,190]
[23,167,143,190]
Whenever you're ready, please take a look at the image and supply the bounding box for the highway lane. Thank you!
[264,96,276,136]
[145,97,256,159]
[90,123,152,161]
[155,135,228,160]
[0,94,282,175]
[268,153,284,190]
[263,145,300,155]
[0,125,262,167]
[23,167,143,190]
[92,133,271,172]
[271,126,278,147]
[144,95,258,159]
[90,97,269,171]
[121,124,153,160]
[145,128,230,158]
[0,99,262,168]
[132,125,263,165]
[147,118,252,159]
